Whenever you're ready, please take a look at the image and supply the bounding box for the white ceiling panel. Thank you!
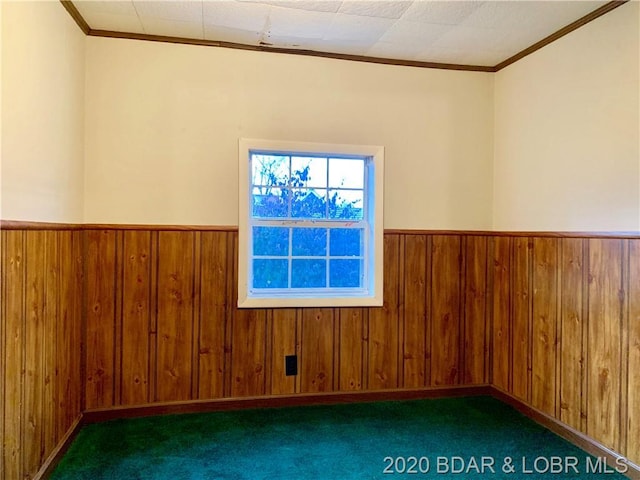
[241,0,343,13]
[203,1,270,31]
[71,0,619,68]
[430,24,517,54]
[462,1,603,30]
[401,1,483,25]
[266,6,334,38]
[337,1,412,19]
[378,19,451,45]
[325,14,396,42]
[140,18,204,38]
[133,1,204,22]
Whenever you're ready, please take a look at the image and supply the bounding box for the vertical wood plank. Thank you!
[3,231,24,479]
[294,310,302,394]
[300,308,334,393]
[368,234,400,390]
[430,235,462,386]
[580,240,590,434]
[56,232,74,441]
[424,236,433,386]
[224,232,238,398]
[24,231,45,477]
[264,311,273,396]
[55,231,69,445]
[84,231,116,409]
[626,240,640,465]
[332,308,340,393]
[54,230,83,441]
[230,309,267,397]
[463,236,488,384]
[397,238,406,389]
[121,231,151,406]
[156,232,194,402]
[270,309,297,395]
[198,232,228,400]
[587,239,623,450]
[532,237,558,415]
[559,238,585,430]
[113,233,124,407]
[43,231,58,458]
[338,308,364,391]
[74,231,84,418]
[71,231,84,421]
[148,232,158,403]
[492,236,511,391]
[620,241,629,457]
[402,235,427,388]
[191,233,202,400]
[510,237,531,401]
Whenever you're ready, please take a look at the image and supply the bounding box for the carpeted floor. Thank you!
[50,396,627,479]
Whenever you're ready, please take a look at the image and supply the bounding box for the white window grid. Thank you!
[248,152,371,296]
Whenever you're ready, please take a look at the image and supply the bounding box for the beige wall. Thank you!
[3,3,637,231]
[494,1,640,231]
[1,1,85,222]
[84,37,494,229]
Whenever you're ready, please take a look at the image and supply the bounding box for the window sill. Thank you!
[237,295,383,309]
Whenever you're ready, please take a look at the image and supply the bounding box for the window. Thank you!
[238,139,384,308]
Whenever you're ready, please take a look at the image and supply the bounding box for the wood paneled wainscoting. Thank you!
[1,229,84,480]
[83,229,490,408]
[1,224,639,478]
[491,235,640,470]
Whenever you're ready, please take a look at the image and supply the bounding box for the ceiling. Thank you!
[71,0,613,68]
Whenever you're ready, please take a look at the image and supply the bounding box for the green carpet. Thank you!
[50,396,627,479]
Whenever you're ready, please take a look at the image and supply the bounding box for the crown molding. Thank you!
[58,0,629,73]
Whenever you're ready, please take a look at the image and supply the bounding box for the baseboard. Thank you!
[33,414,84,480]
[490,387,640,480]
[83,385,492,423]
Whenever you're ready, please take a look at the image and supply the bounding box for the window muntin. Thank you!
[250,153,367,294]
[238,139,383,308]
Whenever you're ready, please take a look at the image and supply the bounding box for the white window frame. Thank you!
[238,138,384,308]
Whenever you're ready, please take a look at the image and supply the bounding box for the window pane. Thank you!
[253,227,289,256]
[330,228,362,257]
[252,187,289,218]
[329,190,363,219]
[291,156,327,188]
[292,228,327,256]
[291,188,327,218]
[291,259,326,288]
[252,154,289,187]
[329,259,362,288]
[328,158,364,189]
[253,259,288,289]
